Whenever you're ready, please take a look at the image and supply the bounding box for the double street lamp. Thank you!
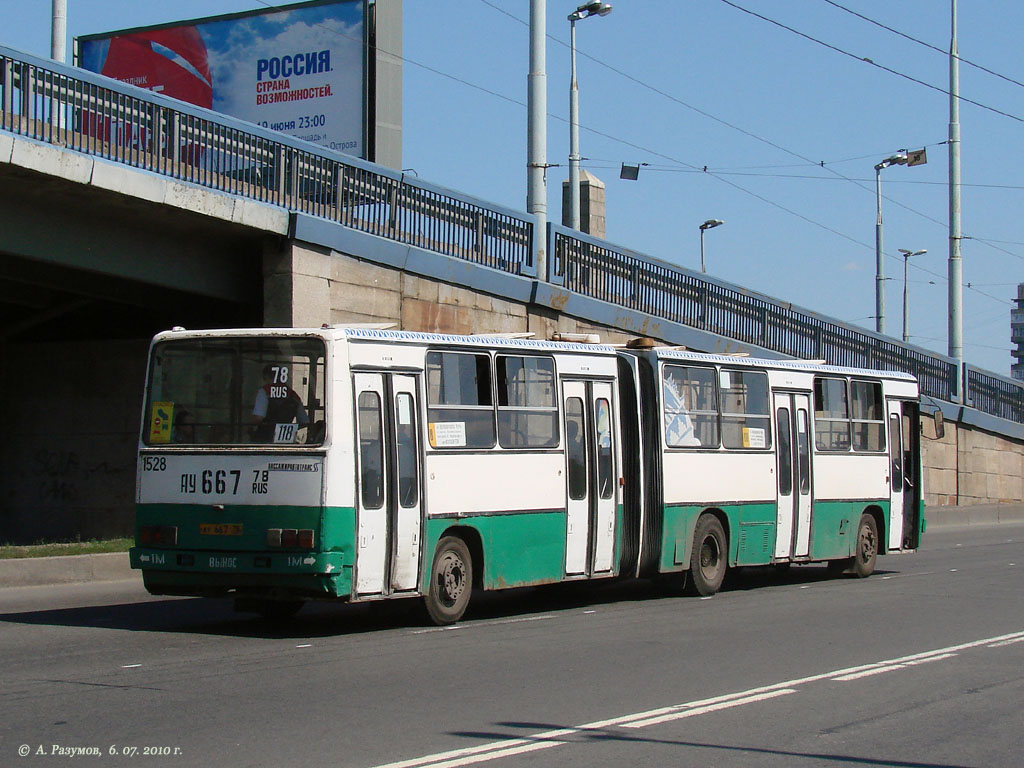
[568,1,612,231]
[874,148,926,335]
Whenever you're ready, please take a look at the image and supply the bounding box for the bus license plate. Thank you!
[200,523,243,536]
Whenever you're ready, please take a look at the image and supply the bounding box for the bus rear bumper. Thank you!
[130,547,351,598]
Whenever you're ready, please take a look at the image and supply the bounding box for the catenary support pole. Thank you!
[948,0,963,362]
[528,0,548,280]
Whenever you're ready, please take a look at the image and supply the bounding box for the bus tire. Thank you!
[425,536,473,625]
[852,513,878,578]
[687,515,727,596]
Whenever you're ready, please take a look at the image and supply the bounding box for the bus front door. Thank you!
[563,380,617,577]
[773,392,813,560]
[354,373,423,597]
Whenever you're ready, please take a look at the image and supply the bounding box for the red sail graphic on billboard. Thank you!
[100,27,213,108]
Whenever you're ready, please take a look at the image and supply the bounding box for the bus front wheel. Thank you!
[852,514,878,578]
[687,515,727,596]
[425,536,473,625]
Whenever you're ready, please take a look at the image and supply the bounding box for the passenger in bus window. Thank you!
[172,409,196,444]
[251,364,309,441]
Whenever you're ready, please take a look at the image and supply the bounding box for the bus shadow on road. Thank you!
[0,563,899,639]
[449,720,961,768]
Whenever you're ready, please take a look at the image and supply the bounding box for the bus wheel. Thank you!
[852,514,878,578]
[425,536,473,625]
[688,515,727,596]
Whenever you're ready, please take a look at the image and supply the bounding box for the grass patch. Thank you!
[0,538,133,559]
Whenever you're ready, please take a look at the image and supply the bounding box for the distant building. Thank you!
[1013,283,1024,380]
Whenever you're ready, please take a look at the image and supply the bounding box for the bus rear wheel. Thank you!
[852,513,878,578]
[425,536,473,625]
[687,515,727,596]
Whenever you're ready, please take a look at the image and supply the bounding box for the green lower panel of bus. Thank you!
[132,503,357,598]
[134,503,355,552]
[659,500,891,572]
[424,511,568,590]
[660,502,778,572]
[809,500,889,560]
[132,549,352,598]
[423,506,623,590]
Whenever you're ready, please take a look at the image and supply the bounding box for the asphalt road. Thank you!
[2,523,1022,768]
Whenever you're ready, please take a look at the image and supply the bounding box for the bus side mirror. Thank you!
[933,409,945,440]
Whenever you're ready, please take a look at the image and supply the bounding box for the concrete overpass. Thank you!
[1,43,1022,543]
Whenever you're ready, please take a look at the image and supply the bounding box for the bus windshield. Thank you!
[143,336,326,446]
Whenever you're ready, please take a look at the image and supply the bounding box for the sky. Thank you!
[2,0,1022,376]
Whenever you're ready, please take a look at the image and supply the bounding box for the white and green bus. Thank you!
[132,327,923,623]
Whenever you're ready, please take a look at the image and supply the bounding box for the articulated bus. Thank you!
[132,327,924,623]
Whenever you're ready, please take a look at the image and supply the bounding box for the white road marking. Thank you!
[295,644,312,648]
[374,628,1024,768]
[905,652,958,665]
[410,615,554,635]
[832,651,959,681]
[623,689,797,728]
[987,636,1024,648]
[120,664,141,669]
[833,665,905,682]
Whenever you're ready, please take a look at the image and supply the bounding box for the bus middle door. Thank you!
[773,391,813,560]
[354,373,423,597]
[563,379,617,577]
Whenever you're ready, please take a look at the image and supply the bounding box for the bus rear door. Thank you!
[887,399,921,550]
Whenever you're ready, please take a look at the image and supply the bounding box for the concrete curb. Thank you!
[924,503,1024,528]
[2,504,1024,589]
[0,552,137,588]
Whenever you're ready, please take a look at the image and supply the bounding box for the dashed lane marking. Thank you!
[370,629,1024,768]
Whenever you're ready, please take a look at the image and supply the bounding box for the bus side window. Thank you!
[814,377,851,451]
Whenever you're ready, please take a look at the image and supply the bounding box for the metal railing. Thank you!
[0,45,536,278]
[3,44,1024,423]
[552,228,962,404]
[966,367,1024,423]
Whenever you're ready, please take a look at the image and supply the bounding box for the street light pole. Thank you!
[699,219,724,274]
[874,152,907,335]
[899,248,927,343]
[567,2,611,231]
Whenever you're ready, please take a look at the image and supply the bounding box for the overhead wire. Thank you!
[478,0,1024,306]
[255,0,1019,324]
[717,0,1024,123]
[820,0,1024,91]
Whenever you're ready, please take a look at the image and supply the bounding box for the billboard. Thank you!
[77,0,367,158]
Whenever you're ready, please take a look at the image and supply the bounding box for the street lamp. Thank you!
[699,219,724,274]
[568,1,612,231]
[874,148,927,335]
[899,248,927,343]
